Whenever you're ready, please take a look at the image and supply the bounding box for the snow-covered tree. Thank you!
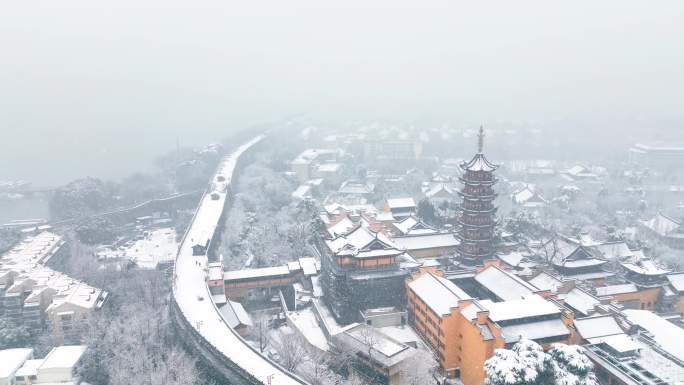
[485,340,595,385]
[548,344,598,385]
[0,317,32,349]
[485,348,535,385]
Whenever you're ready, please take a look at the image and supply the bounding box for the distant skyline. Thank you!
[1,0,683,184]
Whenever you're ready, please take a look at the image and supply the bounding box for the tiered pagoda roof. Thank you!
[457,126,499,265]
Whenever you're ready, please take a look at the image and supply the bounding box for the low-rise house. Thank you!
[573,314,684,384]
[424,183,457,206]
[33,345,87,384]
[0,348,33,385]
[2,345,87,385]
[391,216,436,236]
[560,286,602,318]
[0,233,107,342]
[623,309,684,362]
[663,272,684,315]
[510,185,548,208]
[595,283,659,311]
[333,323,416,384]
[641,212,684,249]
[338,180,375,197]
[290,149,338,182]
[384,198,417,219]
[219,300,253,337]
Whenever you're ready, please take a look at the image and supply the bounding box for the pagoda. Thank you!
[457,126,499,266]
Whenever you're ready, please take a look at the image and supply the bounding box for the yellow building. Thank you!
[406,267,574,385]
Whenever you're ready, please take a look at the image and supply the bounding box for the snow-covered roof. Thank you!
[288,309,329,351]
[291,185,312,200]
[291,148,337,164]
[511,186,546,206]
[574,316,624,340]
[474,266,539,301]
[642,212,681,237]
[223,266,291,281]
[497,252,526,268]
[326,226,400,259]
[407,273,470,316]
[40,345,87,371]
[480,294,561,322]
[298,257,317,276]
[340,324,414,368]
[338,180,374,195]
[528,271,563,292]
[500,318,570,344]
[375,211,395,221]
[425,183,456,199]
[208,263,223,281]
[595,283,638,297]
[392,232,459,252]
[667,273,684,292]
[622,259,670,276]
[590,241,634,261]
[0,348,33,379]
[460,153,498,172]
[386,197,416,209]
[1,232,106,313]
[393,216,418,234]
[392,216,436,236]
[566,165,587,176]
[561,259,607,268]
[586,333,640,353]
[624,309,684,361]
[220,300,253,329]
[15,359,43,378]
[317,163,342,173]
[327,216,355,237]
[562,288,600,316]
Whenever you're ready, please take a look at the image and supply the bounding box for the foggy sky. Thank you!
[1,0,683,185]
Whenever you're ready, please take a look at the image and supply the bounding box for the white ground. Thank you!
[97,228,178,269]
[173,137,307,385]
[288,308,330,351]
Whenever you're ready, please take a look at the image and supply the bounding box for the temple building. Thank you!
[457,127,499,266]
[320,225,409,324]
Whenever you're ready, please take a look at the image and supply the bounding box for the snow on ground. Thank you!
[173,137,307,385]
[378,325,422,346]
[97,228,178,269]
[288,308,330,351]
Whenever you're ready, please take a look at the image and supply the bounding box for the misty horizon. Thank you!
[2,0,684,185]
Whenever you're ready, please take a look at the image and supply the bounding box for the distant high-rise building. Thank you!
[457,127,499,266]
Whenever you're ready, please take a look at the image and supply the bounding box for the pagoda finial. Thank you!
[477,125,485,153]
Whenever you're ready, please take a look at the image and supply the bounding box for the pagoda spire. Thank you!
[477,125,485,153]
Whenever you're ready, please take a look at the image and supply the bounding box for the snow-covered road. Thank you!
[173,136,308,385]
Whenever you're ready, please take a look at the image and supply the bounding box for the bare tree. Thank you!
[395,349,439,385]
[358,325,378,365]
[276,329,308,372]
[303,349,341,385]
[252,312,271,353]
[540,236,560,265]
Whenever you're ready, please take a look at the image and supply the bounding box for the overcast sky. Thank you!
[1,0,683,185]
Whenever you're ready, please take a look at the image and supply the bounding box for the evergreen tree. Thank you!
[485,340,596,385]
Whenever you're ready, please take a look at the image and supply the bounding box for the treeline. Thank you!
[49,144,223,222]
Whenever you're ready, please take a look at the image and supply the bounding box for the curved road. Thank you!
[172,136,308,385]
